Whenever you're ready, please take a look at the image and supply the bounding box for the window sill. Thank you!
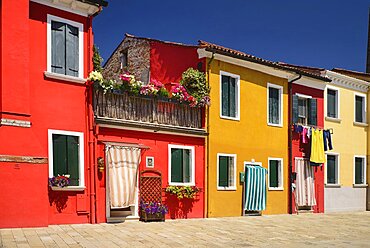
[325,184,341,188]
[267,123,283,128]
[353,122,368,127]
[50,186,86,191]
[168,182,196,187]
[217,187,237,191]
[268,187,284,191]
[325,117,341,123]
[220,116,240,121]
[44,71,86,84]
[353,184,368,188]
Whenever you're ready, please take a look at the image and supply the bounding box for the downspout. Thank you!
[87,15,97,224]
[288,73,301,214]
[205,52,214,218]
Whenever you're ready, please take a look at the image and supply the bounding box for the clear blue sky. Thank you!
[93,0,370,72]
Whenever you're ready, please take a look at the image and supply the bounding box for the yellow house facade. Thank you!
[323,70,370,212]
[198,42,297,216]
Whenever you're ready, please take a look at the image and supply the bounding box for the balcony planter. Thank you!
[140,211,165,222]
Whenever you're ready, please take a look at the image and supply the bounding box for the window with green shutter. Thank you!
[268,84,282,125]
[52,134,80,186]
[51,20,79,77]
[170,146,194,184]
[326,155,338,185]
[218,154,236,189]
[293,94,317,126]
[268,159,282,189]
[221,74,238,119]
[327,89,337,118]
[355,95,365,123]
[354,157,365,185]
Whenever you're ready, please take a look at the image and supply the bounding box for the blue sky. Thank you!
[93,0,370,72]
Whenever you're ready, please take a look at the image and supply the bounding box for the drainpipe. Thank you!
[87,16,97,224]
[205,52,214,218]
[288,73,302,214]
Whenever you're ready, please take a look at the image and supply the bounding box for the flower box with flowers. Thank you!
[139,201,168,222]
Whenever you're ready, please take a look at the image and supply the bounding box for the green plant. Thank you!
[93,45,103,72]
[180,68,209,101]
[165,185,200,200]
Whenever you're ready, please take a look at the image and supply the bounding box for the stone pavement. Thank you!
[1,212,370,248]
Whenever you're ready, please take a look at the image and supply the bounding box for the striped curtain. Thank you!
[107,146,141,208]
[244,165,267,211]
[295,158,316,207]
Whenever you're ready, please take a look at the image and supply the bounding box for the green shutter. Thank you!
[171,148,183,183]
[269,160,278,188]
[219,156,229,187]
[327,90,336,118]
[52,134,67,177]
[51,21,66,75]
[229,77,236,118]
[183,149,190,183]
[221,75,230,117]
[292,95,299,124]
[66,24,79,77]
[355,96,363,123]
[67,136,79,186]
[327,155,336,184]
[308,98,317,126]
[355,158,364,184]
[269,87,279,124]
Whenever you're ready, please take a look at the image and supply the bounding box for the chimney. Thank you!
[367,8,370,73]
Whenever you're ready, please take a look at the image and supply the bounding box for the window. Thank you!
[326,154,339,185]
[293,94,317,126]
[120,50,128,71]
[268,158,283,190]
[327,88,339,118]
[48,130,84,187]
[355,94,366,123]
[354,156,366,185]
[47,15,83,79]
[168,145,195,185]
[217,154,236,190]
[220,71,240,120]
[267,83,283,126]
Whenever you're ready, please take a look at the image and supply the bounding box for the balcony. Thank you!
[93,88,206,136]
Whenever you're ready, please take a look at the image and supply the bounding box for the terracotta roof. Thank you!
[332,68,370,82]
[77,0,108,7]
[198,40,330,82]
[125,33,199,48]
[277,62,325,77]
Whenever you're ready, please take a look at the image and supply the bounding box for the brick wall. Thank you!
[103,36,150,83]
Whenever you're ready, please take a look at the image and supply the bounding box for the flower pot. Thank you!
[140,211,165,222]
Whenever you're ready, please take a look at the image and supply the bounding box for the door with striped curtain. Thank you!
[294,158,316,209]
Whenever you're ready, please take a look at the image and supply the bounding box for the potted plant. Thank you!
[139,201,168,222]
[48,175,70,188]
[165,185,201,200]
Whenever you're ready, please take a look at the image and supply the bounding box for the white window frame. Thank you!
[295,93,312,125]
[46,14,85,82]
[216,153,237,191]
[267,83,283,127]
[168,144,195,186]
[325,86,340,120]
[353,155,367,186]
[48,129,85,189]
[325,152,340,186]
[354,93,367,124]
[267,157,284,190]
[219,71,240,121]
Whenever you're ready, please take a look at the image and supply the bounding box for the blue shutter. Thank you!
[218,156,229,187]
[51,21,66,75]
[292,95,299,124]
[229,77,236,117]
[66,24,79,77]
[171,148,183,183]
[52,134,67,176]
[67,136,79,186]
[221,75,230,117]
[308,98,317,126]
[183,149,190,183]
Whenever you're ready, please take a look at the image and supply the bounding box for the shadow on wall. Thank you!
[48,190,69,213]
[164,194,199,219]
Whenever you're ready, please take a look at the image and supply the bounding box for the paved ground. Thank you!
[1,212,370,248]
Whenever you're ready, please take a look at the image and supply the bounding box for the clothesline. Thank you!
[293,124,333,134]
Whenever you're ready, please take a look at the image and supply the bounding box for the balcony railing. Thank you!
[93,89,205,133]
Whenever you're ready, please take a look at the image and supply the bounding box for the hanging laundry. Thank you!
[294,124,303,133]
[302,127,308,144]
[323,130,333,151]
[310,129,325,164]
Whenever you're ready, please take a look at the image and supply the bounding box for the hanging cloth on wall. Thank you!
[310,129,325,164]
[244,165,267,211]
[107,145,142,208]
[295,158,316,207]
[323,130,333,151]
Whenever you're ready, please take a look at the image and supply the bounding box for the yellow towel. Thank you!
[310,129,325,164]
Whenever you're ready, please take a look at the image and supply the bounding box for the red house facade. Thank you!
[0,0,107,228]
[99,34,207,221]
